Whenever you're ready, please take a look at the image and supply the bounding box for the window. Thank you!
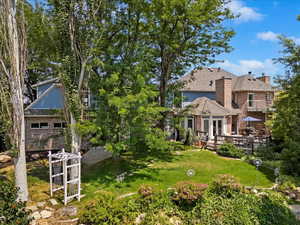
[54,122,67,128]
[31,123,40,129]
[248,93,254,107]
[204,120,209,134]
[187,118,193,129]
[31,122,49,129]
[185,116,194,130]
[266,93,272,101]
[54,123,62,128]
[40,123,49,129]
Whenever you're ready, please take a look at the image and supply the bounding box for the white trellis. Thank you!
[48,149,81,205]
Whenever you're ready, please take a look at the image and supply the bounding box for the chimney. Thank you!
[216,76,232,109]
[258,73,270,85]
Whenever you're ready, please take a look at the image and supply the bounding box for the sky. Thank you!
[214,0,300,80]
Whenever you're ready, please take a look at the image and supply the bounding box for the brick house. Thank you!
[179,67,275,139]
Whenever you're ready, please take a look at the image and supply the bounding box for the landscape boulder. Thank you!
[0,154,11,163]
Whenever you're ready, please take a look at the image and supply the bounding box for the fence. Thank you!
[213,135,271,154]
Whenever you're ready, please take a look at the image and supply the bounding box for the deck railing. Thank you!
[213,135,271,154]
[246,100,273,112]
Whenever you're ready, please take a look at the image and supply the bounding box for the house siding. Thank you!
[25,117,65,151]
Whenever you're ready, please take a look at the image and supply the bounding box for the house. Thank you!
[179,67,275,139]
[24,78,66,151]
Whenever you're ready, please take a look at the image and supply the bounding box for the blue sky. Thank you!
[214,0,300,80]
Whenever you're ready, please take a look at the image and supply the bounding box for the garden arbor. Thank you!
[48,149,81,205]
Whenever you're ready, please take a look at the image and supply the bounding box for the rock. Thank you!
[45,206,54,211]
[170,216,182,225]
[31,211,41,220]
[251,189,258,194]
[0,154,11,163]
[289,205,300,220]
[82,146,112,166]
[26,205,38,212]
[289,192,297,199]
[31,154,40,160]
[49,199,58,206]
[40,210,52,219]
[37,202,46,208]
[135,213,146,224]
[57,206,78,217]
[29,220,37,225]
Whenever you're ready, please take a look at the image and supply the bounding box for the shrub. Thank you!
[168,141,185,151]
[276,180,297,193]
[138,184,154,198]
[217,142,244,158]
[281,141,300,176]
[208,174,242,197]
[171,181,208,206]
[79,192,138,225]
[0,179,31,225]
[183,128,196,146]
[255,144,281,160]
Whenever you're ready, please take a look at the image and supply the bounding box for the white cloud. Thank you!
[257,31,278,41]
[217,59,280,76]
[257,31,300,44]
[227,0,263,23]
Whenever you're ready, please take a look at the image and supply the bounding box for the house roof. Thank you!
[32,78,59,88]
[180,68,274,92]
[180,67,236,92]
[232,75,274,92]
[188,97,240,116]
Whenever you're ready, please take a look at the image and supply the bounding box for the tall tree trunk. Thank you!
[1,0,29,201]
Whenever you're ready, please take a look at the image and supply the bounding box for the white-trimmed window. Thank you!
[185,116,194,130]
[248,93,255,107]
[31,122,49,129]
[53,122,67,129]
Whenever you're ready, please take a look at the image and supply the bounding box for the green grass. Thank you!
[0,149,274,205]
[81,150,273,200]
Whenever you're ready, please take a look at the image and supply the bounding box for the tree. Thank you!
[0,0,29,201]
[142,0,234,129]
[271,31,300,175]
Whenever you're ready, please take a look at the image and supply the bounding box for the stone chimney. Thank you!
[257,73,270,85]
[215,76,232,109]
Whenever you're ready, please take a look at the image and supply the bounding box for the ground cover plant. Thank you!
[0,178,32,225]
[79,175,299,225]
[217,142,244,158]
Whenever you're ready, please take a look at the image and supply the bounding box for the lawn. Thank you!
[0,149,274,204]
[81,149,273,200]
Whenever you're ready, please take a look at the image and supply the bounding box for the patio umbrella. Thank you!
[242,116,262,122]
[242,116,262,129]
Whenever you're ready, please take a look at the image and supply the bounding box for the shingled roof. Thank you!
[232,75,273,91]
[180,68,274,92]
[188,97,240,116]
[180,67,236,92]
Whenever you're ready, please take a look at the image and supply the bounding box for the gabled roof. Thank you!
[32,78,59,88]
[180,67,237,92]
[188,97,240,116]
[25,83,64,111]
[180,68,274,92]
